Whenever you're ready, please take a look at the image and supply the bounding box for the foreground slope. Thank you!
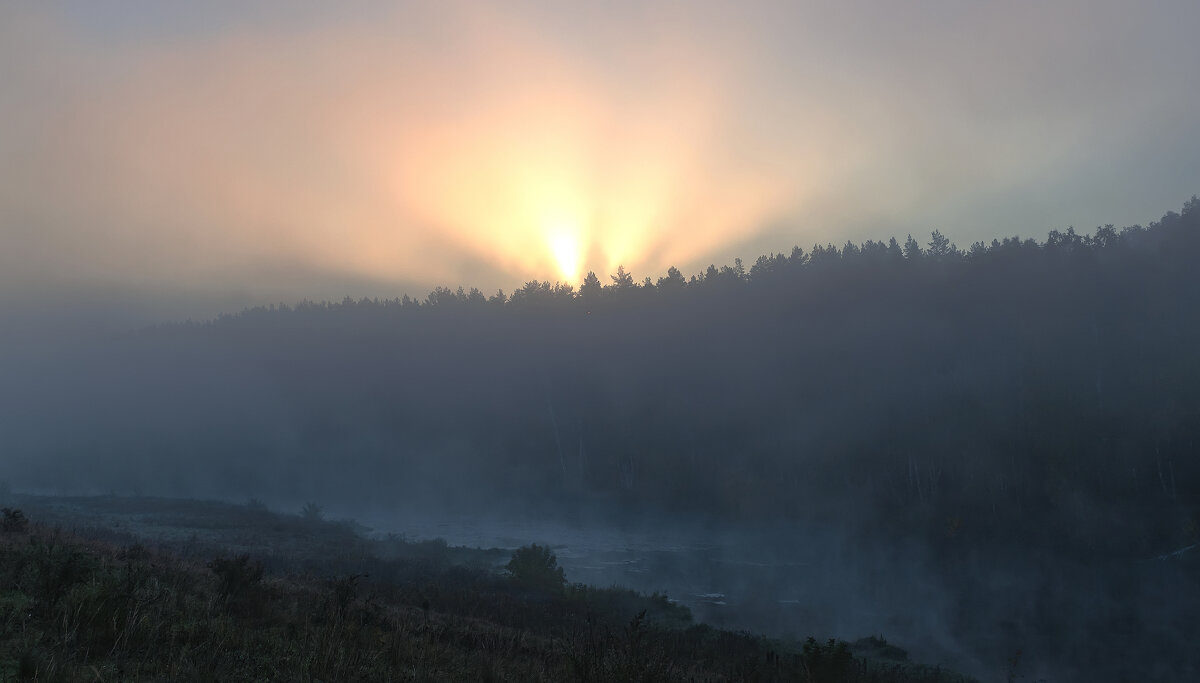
[0,499,971,682]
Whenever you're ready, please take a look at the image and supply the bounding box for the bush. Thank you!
[801,637,853,681]
[301,501,324,521]
[208,554,265,614]
[326,573,366,617]
[505,544,565,593]
[1,507,28,533]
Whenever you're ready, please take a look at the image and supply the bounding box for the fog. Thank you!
[3,201,1198,680]
[4,2,1200,309]
[4,3,1200,680]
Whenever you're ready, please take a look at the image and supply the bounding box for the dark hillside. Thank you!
[0,502,972,682]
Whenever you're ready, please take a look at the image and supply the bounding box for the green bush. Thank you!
[505,544,566,593]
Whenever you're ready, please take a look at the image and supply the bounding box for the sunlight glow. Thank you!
[546,222,584,284]
[2,4,817,293]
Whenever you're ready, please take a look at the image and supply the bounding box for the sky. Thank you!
[2,0,1199,323]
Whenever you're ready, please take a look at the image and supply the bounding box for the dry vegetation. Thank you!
[0,497,974,682]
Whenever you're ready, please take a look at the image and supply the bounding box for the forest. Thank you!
[3,197,1199,680]
[15,199,1198,543]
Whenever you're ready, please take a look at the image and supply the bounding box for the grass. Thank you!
[0,498,976,681]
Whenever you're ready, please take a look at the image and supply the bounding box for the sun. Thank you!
[546,223,584,284]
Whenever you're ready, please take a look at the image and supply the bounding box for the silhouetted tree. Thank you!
[506,544,566,593]
[926,230,957,260]
[609,265,635,289]
[903,234,923,260]
[580,271,603,300]
[656,266,686,292]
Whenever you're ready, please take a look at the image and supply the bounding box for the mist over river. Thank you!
[336,502,1193,682]
[355,510,991,677]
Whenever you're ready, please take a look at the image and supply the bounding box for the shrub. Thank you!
[326,573,366,617]
[1,507,28,533]
[208,554,265,614]
[301,501,324,521]
[852,635,908,662]
[505,544,565,593]
[801,637,852,681]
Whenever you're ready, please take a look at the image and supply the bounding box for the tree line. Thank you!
[13,198,1199,561]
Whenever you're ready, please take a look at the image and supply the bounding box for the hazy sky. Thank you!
[3,1,1199,320]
